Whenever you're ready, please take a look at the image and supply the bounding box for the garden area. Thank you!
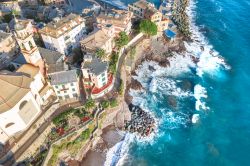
[48,122,96,166]
[48,108,93,142]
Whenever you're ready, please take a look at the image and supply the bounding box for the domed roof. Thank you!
[0,71,33,113]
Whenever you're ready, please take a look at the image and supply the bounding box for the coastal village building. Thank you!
[128,0,169,32]
[43,0,67,5]
[80,25,115,55]
[37,45,82,101]
[82,53,113,99]
[37,5,66,21]
[38,46,64,75]
[49,69,81,100]
[16,64,55,107]
[96,9,133,35]
[0,31,17,56]
[39,14,86,55]
[0,67,46,144]
[0,0,21,16]
[0,31,18,69]
[143,7,169,31]
[128,0,155,18]
[159,0,174,19]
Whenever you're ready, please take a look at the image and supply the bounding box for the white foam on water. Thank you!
[194,84,209,111]
[192,114,200,123]
[161,111,190,130]
[104,133,134,166]
[186,0,230,77]
[104,130,160,166]
[133,54,195,82]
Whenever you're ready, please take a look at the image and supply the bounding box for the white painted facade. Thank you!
[40,16,86,55]
[91,76,114,99]
[0,92,41,144]
[52,82,80,100]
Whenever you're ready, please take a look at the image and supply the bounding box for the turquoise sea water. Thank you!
[103,0,250,165]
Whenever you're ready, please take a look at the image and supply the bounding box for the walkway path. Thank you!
[0,101,82,166]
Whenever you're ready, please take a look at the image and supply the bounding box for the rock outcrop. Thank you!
[124,104,156,137]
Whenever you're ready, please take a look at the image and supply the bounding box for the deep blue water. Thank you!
[109,0,250,165]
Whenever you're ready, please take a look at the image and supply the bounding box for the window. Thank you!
[57,91,60,94]
[71,83,74,86]
[102,77,106,82]
[73,93,78,97]
[65,95,70,99]
[19,100,28,110]
[62,85,65,89]
[64,91,67,93]
[58,96,63,100]
[72,88,75,91]
[21,43,25,50]
[55,85,58,89]
[29,41,33,49]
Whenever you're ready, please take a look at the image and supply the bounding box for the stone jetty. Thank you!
[124,104,156,137]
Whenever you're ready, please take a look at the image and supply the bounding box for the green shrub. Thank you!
[96,48,106,59]
[52,109,75,125]
[80,128,91,141]
[110,99,118,108]
[84,99,95,110]
[101,100,110,109]
[115,31,129,49]
[139,19,158,36]
[118,80,124,95]
[109,52,119,74]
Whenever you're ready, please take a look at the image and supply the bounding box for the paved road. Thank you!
[68,0,97,13]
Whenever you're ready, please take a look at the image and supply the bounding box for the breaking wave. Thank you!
[104,133,134,166]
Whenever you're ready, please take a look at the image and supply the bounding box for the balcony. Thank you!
[91,74,114,99]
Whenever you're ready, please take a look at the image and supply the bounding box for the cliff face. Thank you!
[130,78,144,91]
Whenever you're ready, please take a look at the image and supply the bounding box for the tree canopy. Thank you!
[95,48,106,59]
[84,99,95,110]
[115,31,129,49]
[139,20,158,36]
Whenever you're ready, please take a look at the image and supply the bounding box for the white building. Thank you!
[39,14,86,55]
[82,53,108,89]
[49,69,81,100]
[82,53,114,99]
[0,71,41,144]
[16,64,55,107]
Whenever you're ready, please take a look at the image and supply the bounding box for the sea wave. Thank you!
[194,84,209,111]
[186,0,230,77]
[104,133,134,166]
